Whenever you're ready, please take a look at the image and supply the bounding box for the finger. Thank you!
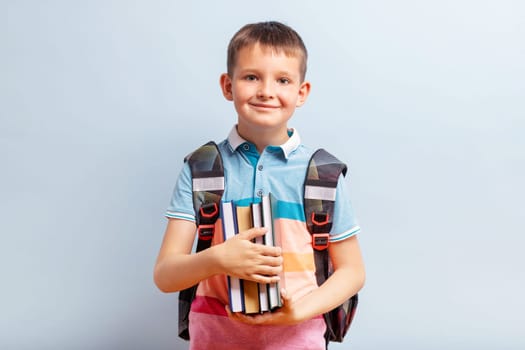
[255,244,281,258]
[251,273,281,284]
[227,310,253,324]
[261,254,283,266]
[264,246,283,258]
[231,311,268,325]
[280,288,291,305]
[254,262,282,276]
[237,227,267,241]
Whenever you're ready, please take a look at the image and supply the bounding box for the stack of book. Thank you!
[221,194,282,314]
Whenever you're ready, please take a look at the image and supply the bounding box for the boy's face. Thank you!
[220,43,310,140]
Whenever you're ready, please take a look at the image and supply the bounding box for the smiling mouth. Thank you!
[250,103,279,109]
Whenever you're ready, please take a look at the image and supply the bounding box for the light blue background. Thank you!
[2,1,524,349]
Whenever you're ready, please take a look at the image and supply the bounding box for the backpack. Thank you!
[178,141,358,344]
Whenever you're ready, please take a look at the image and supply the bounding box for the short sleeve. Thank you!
[165,162,196,222]
[329,175,361,242]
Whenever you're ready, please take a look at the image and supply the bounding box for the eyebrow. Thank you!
[236,67,299,78]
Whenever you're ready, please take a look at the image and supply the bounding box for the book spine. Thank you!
[262,194,282,310]
[236,205,260,314]
[221,201,244,313]
[251,202,269,313]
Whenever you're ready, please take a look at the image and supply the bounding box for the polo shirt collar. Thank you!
[227,125,301,159]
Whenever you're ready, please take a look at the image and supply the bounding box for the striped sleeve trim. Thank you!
[330,225,361,242]
[165,211,196,222]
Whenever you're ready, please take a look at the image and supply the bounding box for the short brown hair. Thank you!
[227,21,308,81]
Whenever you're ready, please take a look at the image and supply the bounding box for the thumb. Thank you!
[280,288,291,305]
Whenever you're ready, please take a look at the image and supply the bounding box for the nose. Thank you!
[257,80,274,99]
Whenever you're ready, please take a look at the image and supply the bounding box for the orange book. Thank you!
[236,205,260,314]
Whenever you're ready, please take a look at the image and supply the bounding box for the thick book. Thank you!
[221,201,244,313]
[236,205,260,314]
[251,202,270,313]
[262,193,282,310]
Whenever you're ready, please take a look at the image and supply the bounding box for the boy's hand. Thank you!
[225,289,303,326]
[217,227,282,284]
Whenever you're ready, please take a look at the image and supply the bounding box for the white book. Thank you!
[221,201,244,313]
[262,194,282,310]
[251,202,269,313]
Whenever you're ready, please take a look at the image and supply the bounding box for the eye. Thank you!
[278,77,290,84]
[245,75,258,81]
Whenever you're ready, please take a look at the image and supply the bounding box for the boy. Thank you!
[154,21,365,350]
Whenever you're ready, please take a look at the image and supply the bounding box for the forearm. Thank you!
[154,245,221,293]
[154,218,224,293]
[288,235,365,323]
[294,264,365,321]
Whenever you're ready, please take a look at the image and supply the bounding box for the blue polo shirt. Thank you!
[166,126,360,242]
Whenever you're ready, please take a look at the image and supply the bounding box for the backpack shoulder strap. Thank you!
[178,141,224,341]
[185,141,225,247]
[304,148,347,279]
[303,149,358,344]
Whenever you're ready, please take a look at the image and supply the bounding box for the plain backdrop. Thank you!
[2,1,524,349]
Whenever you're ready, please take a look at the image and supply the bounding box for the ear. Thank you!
[220,73,233,101]
[296,81,311,107]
